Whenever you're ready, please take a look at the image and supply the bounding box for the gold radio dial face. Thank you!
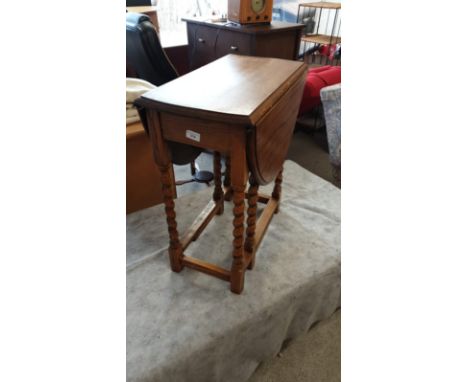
[251,0,265,13]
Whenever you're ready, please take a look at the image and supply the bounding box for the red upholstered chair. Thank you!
[298,65,341,116]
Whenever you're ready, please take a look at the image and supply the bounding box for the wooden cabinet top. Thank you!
[182,17,304,35]
[126,5,157,13]
[139,54,306,125]
[300,2,341,9]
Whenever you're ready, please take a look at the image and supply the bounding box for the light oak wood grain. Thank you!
[183,256,231,281]
[136,55,306,293]
[140,54,305,126]
[247,69,306,184]
[301,2,341,10]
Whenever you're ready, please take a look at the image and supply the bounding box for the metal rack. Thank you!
[297,2,341,66]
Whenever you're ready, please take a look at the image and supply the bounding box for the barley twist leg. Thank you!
[230,185,246,293]
[160,165,184,272]
[272,167,283,214]
[245,174,258,270]
[223,155,232,201]
[213,151,224,215]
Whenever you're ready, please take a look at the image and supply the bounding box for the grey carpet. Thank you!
[127,160,340,382]
[249,309,340,382]
[171,131,340,382]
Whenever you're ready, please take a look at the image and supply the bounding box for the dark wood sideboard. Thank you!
[183,17,304,71]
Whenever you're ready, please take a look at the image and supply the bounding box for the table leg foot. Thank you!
[230,258,245,294]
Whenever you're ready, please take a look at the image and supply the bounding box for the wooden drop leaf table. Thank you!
[136,54,307,294]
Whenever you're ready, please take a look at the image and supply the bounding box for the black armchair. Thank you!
[126,13,213,184]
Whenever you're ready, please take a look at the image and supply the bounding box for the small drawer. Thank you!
[214,30,252,59]
[187,24,217,70]
[160,113,234,153]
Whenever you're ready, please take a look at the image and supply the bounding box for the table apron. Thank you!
[160,112,245,154]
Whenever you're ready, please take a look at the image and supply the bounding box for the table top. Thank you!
[182,17,304,35]
[140,54,306,125]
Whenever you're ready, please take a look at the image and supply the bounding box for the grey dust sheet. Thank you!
[127,160,341,382]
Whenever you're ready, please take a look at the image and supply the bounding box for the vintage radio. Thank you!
[228,0,274,24]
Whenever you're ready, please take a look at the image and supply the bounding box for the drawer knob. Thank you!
[230,46,238,51]
[198,38,205,43]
